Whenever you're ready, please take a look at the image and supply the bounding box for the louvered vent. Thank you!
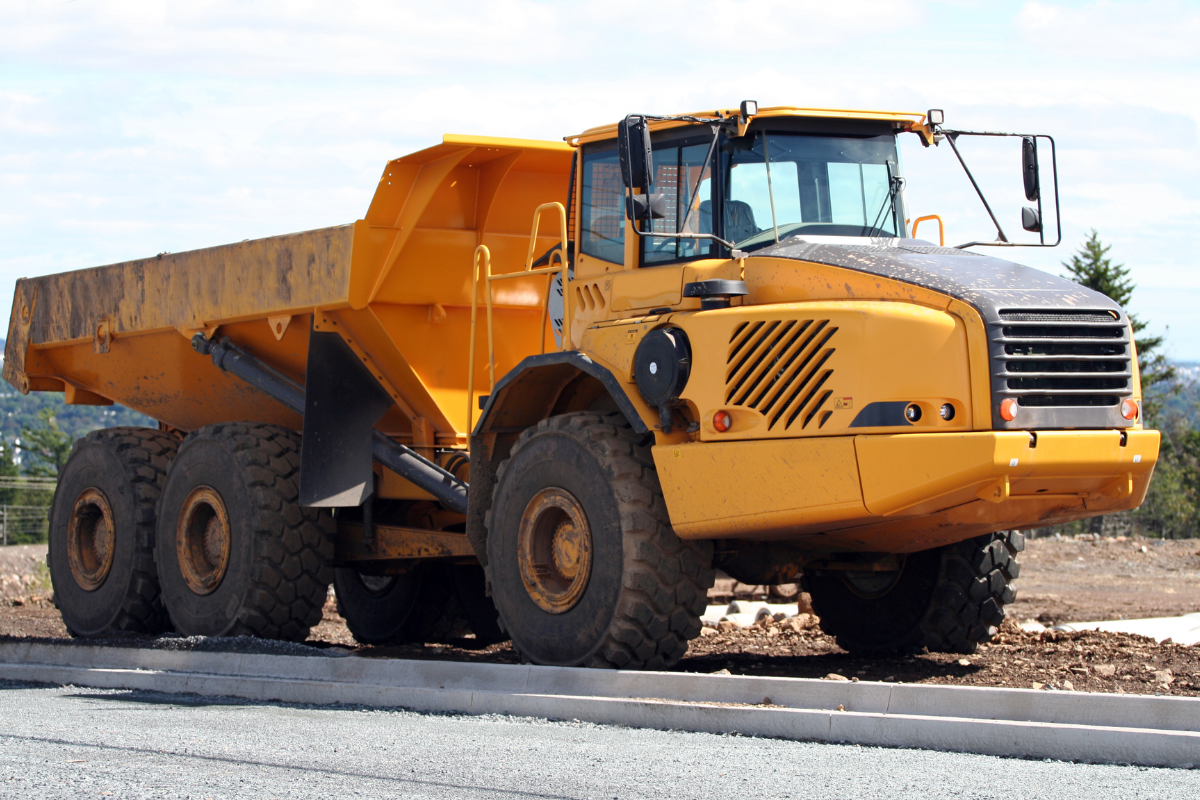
[995,309,1131,409]
[725,319,838,430]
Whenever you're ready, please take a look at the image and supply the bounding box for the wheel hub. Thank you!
[177,486,231,595]
[518,487,592,614]
[66,488,116,591]
[840,557,908,599]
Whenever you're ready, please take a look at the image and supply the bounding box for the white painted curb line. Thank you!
[1,642,1197,768]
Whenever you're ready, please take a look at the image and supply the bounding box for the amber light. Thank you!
[1121,398,1139,421]
[999,398,1019,422]
[712,411,732,432]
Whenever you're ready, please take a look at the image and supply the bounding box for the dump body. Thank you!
[4,135,573,452]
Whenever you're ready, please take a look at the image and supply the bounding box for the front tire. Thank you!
[155,423,334,641]
[805,531,1024,654]
[486,412,713,669]
[47,428,179,637]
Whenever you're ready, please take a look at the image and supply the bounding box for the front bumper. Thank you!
[653,429,1159,552]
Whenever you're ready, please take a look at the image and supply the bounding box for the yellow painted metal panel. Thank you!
[610,267,683,311]
[653,438,868,540]
[666,299,972,441]
[856,430,1160,517]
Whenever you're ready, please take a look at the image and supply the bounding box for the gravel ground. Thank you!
[1,680,1197,799]
[4,537,1200,696]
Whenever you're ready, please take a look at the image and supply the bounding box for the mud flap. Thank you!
[300,328,394,507]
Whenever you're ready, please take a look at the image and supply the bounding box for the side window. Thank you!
[580,143,625,264]
[644,142,715,265]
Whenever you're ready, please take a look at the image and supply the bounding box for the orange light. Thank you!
[999,398,1019,422]
[713,410,732,432]
[1121,398,1139,421]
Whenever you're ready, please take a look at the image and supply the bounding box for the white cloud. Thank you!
[0,0,1197,354]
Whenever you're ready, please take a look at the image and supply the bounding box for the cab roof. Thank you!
[566,105,934,146]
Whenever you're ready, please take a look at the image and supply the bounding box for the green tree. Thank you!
[1062,230,1175,406]
[17,407,73,476]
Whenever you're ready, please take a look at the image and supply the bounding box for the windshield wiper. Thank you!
[860,164,904,239]
[762,133,780,243]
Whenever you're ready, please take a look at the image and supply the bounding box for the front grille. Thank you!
[994,309,1131,411]
[726,318,838,430]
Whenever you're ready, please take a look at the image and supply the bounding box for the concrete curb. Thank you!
[1,641,1197,768]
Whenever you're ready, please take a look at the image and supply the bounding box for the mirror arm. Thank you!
[626,222,738,252]
[944,132,1009,245]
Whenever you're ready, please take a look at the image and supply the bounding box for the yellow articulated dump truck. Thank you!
[5,103,1159,668]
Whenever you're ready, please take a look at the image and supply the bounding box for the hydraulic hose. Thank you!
[191,334,469,514]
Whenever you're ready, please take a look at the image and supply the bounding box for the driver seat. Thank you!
[697,200,760,243]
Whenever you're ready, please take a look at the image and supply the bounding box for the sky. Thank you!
[2,0,1198,356]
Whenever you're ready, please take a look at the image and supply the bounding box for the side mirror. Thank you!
[1022,206,1042,233]
[617,115,666,221]
[1022,136,1040,202]
[618,115,654,191]
[627,193,667,221]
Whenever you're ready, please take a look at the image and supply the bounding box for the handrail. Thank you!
[911,214,945,246]
[468,202,571,433]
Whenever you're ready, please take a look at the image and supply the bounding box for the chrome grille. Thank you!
[725,319,838,430]
[993,309,1131,410]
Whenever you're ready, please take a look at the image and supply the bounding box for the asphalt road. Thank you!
[1,680,1197,799]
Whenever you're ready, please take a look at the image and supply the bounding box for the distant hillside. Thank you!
[1157,362,1200,426]
[0,338,155,442]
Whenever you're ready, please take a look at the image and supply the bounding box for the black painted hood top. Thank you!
[754,239,1123,318]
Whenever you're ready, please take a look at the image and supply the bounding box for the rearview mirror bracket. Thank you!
[942,129,1061,250]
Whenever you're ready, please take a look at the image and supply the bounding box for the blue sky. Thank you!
[2,0,1198,356]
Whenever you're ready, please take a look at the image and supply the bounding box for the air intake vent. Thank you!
[994,309,1131,411]
[725,319,837,430]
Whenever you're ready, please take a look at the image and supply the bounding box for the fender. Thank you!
[466,352,648,569]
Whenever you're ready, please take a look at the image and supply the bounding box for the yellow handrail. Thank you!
[468,202,571,434]
[911,214,945,246]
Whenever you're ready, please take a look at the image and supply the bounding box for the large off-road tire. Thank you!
[485,412,714,669]
[155,423,334,641]
[804,531,1025,654]
[334,562,505,645]
[47,427,180,637]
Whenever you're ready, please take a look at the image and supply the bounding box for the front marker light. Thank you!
[1121,398,1139,421]
[999,398,1019,422]
[713,410,732,432]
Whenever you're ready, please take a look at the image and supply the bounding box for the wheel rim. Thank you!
[358,573,396,595]
[517,487,592,614]
[176,486,232,595]
[840,557,908,599]
[66,488,116,591]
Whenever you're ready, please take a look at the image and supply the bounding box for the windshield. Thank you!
[704,131,903,250]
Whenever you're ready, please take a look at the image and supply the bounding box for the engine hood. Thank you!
[753,239,1135,431]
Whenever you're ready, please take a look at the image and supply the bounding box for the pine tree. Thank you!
[16,407,73,476]
[1062,230,1175,411]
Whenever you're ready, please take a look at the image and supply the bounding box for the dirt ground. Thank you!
[4,536,1200,697]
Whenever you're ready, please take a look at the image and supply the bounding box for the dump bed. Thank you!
[4,135,573,447]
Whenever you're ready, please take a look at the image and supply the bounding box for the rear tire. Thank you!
[485,412,713,669]
[155,423,334,641]
[804,531,1024,654]
[47,428,179,637]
